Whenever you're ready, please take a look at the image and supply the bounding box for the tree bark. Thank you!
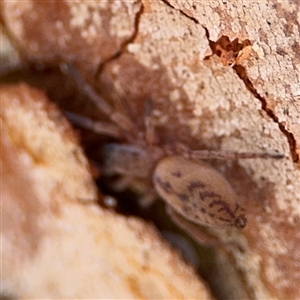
[1,1,299,299]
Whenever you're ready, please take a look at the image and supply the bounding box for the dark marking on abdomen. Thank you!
[188,181,206,192]
[178,193,189,202]
[171,170,182,178]
[154,175,173,193]
[200,191,222,201]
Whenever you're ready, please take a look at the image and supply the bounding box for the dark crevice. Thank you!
[233,65,299,162]
[204,35,252,66]
[95,2,144,78]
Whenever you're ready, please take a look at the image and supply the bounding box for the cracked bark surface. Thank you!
[1,1,299,299]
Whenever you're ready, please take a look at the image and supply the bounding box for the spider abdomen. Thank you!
[153,156,247,229]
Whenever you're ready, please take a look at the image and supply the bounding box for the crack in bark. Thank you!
[161,2,298,163]
[233,65,299,162]
[204,29,298,162]
[95,2,144,78]
[96,0,298,163]
[161,0,200,24]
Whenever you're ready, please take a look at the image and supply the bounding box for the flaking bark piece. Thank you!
[0,83,214,299]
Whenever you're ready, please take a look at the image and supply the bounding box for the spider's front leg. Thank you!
[61,62,139,142]
[65,111,123,139]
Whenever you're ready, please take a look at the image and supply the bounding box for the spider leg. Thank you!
[167,143,285,160]
[108,175,157,207]
[139,189,157,207]
[144,98,159,145]
[108,175,135,192]
[61,63,138,139]
[65,111,122,139]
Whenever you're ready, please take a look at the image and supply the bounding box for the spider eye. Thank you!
[235,214,247,229]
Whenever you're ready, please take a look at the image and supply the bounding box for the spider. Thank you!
[62,63,284,246]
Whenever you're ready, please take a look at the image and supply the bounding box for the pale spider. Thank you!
[63,63,284,245]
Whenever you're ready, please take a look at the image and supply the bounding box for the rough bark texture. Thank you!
[1,1,299,299]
